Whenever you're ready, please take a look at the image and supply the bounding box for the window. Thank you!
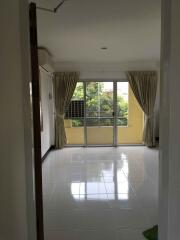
[65,82,84,127]
[117,82,129,126]
[64,81,143,145]
[65,100,84,118]
[65,81,129,127]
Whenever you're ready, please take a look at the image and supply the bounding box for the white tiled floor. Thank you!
[42,147,159,240]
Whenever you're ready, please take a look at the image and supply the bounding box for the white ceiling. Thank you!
[35,0,161,63]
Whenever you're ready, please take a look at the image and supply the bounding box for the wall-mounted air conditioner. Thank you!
[38,48,54,73]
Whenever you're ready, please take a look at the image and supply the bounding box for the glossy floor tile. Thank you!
[42,147,159,240]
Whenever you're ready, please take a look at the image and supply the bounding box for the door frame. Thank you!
[29,3,44,240]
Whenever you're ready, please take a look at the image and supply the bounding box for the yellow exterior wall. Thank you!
[87,127,113,144]
[118,86,144,144]
[65,85,144,145]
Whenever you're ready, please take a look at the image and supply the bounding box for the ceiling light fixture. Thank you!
[101,47,108,50]
[37,0,68,14]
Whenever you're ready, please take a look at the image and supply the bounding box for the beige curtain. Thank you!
[54,72,79,149]
[127,71,157,147]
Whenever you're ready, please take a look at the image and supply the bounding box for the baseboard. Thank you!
[42,145,55,162]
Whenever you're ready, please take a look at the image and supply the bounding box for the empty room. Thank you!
[3,0,180,240]
[33,0,161,239]
[33,0,160,239]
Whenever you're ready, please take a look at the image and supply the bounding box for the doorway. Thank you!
[28,1,161,239]
[64,81,144,146]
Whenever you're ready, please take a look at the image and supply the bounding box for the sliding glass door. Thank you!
[86,82,114,146]
[65,80,143,146]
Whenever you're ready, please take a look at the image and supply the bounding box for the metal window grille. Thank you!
[65,100,84,118]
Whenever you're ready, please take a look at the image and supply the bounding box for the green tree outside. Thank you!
[71,82,128,127]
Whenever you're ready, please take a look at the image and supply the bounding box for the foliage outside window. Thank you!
[66,82,128,127]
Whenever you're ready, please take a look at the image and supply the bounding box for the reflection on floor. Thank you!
[42,147,158,240]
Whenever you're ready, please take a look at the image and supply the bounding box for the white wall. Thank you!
[54,61,160,76]
[0,0,36,240]
[40,67,54,157]
[160,0,180,239]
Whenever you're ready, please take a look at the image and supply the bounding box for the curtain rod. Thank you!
[36,0,68,14]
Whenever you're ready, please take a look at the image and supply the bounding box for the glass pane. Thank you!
[117,82,128,127]
[117,82,144,144]
[86,82,114,145]
[65,82,84,145]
